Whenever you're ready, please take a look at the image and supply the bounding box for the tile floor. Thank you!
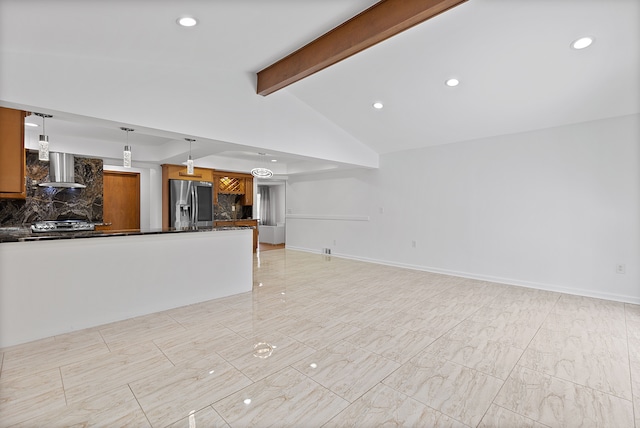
[1,249,638,427]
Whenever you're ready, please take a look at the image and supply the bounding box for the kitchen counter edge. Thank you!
[0,226,251,243]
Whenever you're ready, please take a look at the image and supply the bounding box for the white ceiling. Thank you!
[1,0,638,175]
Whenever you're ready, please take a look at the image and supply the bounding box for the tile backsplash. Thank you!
[0,151,103,227]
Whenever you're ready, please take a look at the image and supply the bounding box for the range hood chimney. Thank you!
[39,152,86,188]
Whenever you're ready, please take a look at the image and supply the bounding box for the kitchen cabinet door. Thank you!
[242,177,254,206]
[0,107,27,199]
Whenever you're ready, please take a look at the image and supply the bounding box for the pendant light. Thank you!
[34,113,53,161]
[251,153,273,178]
[185,138,195,175]
[120,127,134,168]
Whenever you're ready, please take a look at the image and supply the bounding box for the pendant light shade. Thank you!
[34,113,53,161]
[120,127,134,168]
[251,153,273,178]
[185,138,195,175]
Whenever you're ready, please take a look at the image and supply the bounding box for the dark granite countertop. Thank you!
[0,226,251,243]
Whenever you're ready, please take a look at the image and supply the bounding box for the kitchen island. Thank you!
[0,227,253,348]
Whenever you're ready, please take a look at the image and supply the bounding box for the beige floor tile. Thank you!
[11,385,150,428]
[344,325,436,364]
[164,406,229,428]
[495,365,634,428]
[129,353,252,427]
[478,404,549,428]
[225,334,316,382]
[153,325,245,366]
[382,353,503,427]
[327,383,467,427]
[625,303,640,322]
[0,368,66,427]
[98,313,188,349]
[469,306,548,339]
[213,367,349,427]
[546,295,627,338]
[287,319,361,350]
[0,330,109,380]
[294,340,400,403]
[518,327,632,399]
[386,308,466,338]
[630,352,640,398]
[424,323,523,380]
[61,342,173,404]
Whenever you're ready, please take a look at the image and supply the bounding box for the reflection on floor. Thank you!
[258,242,285,252]
[1,249,639,427]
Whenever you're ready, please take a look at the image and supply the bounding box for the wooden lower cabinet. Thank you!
[215,219,258,252]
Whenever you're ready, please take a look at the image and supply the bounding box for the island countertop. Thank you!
[0,225,252,243]
[0,226,253,348]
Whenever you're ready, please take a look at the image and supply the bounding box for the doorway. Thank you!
[257,181,286,245]
[103,171,140,230]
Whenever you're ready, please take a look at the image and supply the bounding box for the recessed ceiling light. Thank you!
[372,102,384,109]
[571,36,594,50]
[24,122,38,127]
[271,159,277,163]
[445,78,460,87]
[177,16,198,27]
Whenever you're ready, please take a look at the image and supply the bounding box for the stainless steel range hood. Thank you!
[39,152,86,188]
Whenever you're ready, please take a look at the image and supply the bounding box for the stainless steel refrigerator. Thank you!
[169,180,213,228]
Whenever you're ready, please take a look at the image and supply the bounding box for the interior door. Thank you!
[103,171,140,230]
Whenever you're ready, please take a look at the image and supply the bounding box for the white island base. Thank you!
[0,229,253,348]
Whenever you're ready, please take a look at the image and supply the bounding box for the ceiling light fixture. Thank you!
[120,127,134,168]
[185,138,196,175]
[372,102,384,109]
[571,36,594,50]
[34,113,52,161]
[251,153,274,178]
[445,78,460,87]
[177,16,198,27]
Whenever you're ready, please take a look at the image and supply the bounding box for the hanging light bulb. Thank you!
[185,138,195,175]
[120,127,134,168]
[34,113,53,161]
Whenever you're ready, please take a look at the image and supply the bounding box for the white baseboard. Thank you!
[284,246,640,305]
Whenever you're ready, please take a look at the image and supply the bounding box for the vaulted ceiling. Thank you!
[0,0,638,175]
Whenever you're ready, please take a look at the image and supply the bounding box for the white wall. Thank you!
[286,114,640,304]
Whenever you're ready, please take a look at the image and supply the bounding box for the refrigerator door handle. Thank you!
[192,185,198,226]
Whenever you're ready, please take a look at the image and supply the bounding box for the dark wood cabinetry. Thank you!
[213,172,253,206]
[0,107,27,199]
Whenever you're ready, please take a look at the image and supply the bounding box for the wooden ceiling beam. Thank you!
[256,0,467,96]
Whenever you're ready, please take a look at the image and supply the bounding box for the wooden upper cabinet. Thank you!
[162,164,213,182]
[213,172,253,206]
[242,177,254,206]
[0,107,27,199]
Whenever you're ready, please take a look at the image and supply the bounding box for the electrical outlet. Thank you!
[333,239,336,246]
[379,207,384,214]
[616,264,626,274]
[411,240,416,248]
[287,208,293,214]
